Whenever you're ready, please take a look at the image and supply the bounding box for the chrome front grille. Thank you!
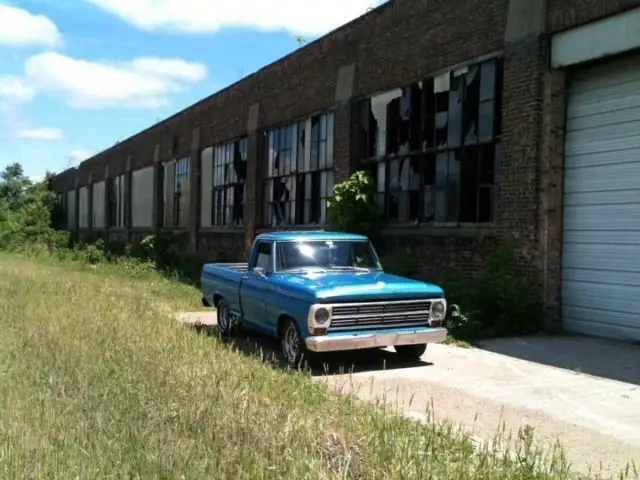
[329,300,431,332]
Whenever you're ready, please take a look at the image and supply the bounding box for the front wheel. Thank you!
[281,320,309,367]
[394,343,427,361]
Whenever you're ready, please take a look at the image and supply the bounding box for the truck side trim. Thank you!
[305,327,447,353]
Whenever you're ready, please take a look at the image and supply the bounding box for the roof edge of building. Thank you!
[65,0,395,179]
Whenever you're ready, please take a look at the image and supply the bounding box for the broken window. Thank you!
[212,137,247,226]
[264,112,334,226]
[107,173,126,228]
[357,57,502,225]
[357,83,422,160]
[173,157,190,227]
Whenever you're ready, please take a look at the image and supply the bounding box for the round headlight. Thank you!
[430,301,446,320]
[314,307,330,325]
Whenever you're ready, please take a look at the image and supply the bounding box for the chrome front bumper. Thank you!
[305,327,448,353]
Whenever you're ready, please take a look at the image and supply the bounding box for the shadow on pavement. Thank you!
[190,323,432,376]
[476,334,640,386]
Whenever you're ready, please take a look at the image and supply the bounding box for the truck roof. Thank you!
[255,231,369,242]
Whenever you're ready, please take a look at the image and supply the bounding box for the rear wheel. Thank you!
[217,300,234,339]
[394,343,427,361]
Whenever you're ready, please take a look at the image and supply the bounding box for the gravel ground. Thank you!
[178,312,640,477]
[318,343,640,477]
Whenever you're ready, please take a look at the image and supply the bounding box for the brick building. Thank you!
[52,0,640,342]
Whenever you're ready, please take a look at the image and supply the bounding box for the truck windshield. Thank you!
[275,240,382,273]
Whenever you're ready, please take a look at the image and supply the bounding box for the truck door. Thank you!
[240,241,274,333]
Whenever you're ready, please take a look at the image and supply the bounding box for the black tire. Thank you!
[394,343,427,361]
[280,319,310,367]
[216,300,234,339]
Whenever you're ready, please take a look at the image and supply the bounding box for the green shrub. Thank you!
[0,164,61,252]
[132,234,157,260]
[443,241,544,340]
[328,170,383,243]
[112,256,156,278]
[45,230,72,252]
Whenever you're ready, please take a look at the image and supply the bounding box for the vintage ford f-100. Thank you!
[201,231,448,365]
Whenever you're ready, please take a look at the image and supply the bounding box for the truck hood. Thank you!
[273,271,444,302]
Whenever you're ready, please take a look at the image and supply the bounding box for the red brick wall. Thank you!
[548,0,640,32]
[198,231,245,263]
[499,37,546,264]
[53,0,509,189]
[51,0,638,323]
[51,0,515,285]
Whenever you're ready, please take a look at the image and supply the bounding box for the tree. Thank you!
[0,163,62,250]
[0,163,32,211]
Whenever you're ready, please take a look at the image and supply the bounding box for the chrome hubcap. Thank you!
[283,324,299,362]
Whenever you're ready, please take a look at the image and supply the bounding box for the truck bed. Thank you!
[204,263,249,274]
[201,263,248,310]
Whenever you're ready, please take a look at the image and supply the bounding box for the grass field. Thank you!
[0,252,626,479]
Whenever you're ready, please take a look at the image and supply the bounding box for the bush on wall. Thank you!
[442,240,545,340]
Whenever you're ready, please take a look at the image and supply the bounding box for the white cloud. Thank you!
[0,76,36,104]
[29,175,45,183]
[0,4,63,48]
[15,127,63,140]
[85,0,375,36]
[130,58,207,83]
[69,149,92,165]
[23,52,208,109]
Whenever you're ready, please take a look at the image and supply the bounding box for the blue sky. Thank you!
[0,0,384,182]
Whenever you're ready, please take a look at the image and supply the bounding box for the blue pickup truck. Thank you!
[201,231,448,366]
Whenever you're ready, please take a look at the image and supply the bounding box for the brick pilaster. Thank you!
[189,127,201,252]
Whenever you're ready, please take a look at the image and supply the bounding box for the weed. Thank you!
[0,253,617,479]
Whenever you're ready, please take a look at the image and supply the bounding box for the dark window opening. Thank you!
[212,138,247,226]
[173,157,189,227]
[107,174,126,228]
[357,57,502,225]
[357,83,423,161]
[264,112,334,227]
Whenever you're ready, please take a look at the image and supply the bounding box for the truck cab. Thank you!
[201,231,448,366]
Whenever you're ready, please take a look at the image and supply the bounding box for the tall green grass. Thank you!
[0,253,632,479]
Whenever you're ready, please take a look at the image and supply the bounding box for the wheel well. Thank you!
[277,314,296,338]
[213,294,223,308]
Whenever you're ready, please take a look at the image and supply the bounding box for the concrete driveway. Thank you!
[178,312,640,476]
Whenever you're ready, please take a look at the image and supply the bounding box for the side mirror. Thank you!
[253,267,267,279]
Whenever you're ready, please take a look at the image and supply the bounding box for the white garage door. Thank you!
[563,54,640,342]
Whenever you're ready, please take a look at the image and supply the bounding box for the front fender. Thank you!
[265,293,312,339]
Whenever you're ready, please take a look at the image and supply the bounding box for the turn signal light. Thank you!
[429,320,443,328]
[312,327,328,336]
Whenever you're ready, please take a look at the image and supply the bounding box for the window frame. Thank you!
[262,111,335,228]
[249,241,275,273]
[356,55,503,228]
[172,157,190,228]
[273,239,383,273]
[107,173,126,228]
[210,137,248,227]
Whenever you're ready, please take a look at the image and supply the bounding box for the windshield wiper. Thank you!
[329,266,373,273]
[281,267,328,274]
